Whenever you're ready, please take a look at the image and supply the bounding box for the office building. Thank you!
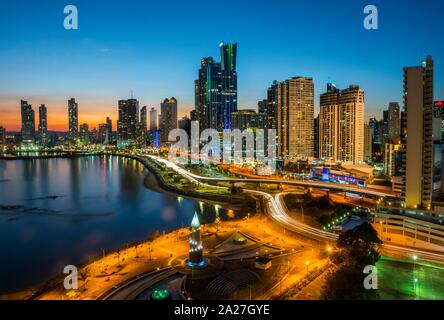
[319,83,365,164]
[68,98,78,141]
[20,100,35,142]
[160,97,178,143]
[402,56,434,209]
[364,123,372,162]
[193,43,238,132]
[79,123,90,144]
[38,104,47,146]
[149,107,157,132]
[388,102,401,138]
[117,98,139,147]
[231,109,266,131]
[277,77,314,160]
[140,106,147,133]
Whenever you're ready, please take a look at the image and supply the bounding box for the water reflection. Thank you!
[0,156,247,293]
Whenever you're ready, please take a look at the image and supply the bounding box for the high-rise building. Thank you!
[140,106,147,133]
[38,104,47,146]
[258,99,267,114]
[319,84,365,164]
[319,82,339,161]
[231,109,266,131]
[0,126,6,144]
[433,101,444,143]
[266,81,279,131]
[98,124,108,144]
[160,97,178,143]
[149,107,157,132]
[193,43,237,131]
[314,115,319,159]
[178,116,192,136]
[194,57,222,131]
[277,77,314,160]
[20,100,35,142]
[364,123,372,162]
[402,56,434,209]
[68,98,78,141]
[117,98,139,147]
[219,42,238,130]
[337,85,365,163]
[388,102,400,138]
[79,123,90,144]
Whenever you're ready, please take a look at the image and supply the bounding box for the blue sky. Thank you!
[0,0,443,130]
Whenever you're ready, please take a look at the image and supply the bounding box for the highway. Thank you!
[147,155,444,265]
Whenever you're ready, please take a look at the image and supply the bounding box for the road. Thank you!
[147,155,444,265]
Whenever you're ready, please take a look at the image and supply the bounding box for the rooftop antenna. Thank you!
[131,90,133,99]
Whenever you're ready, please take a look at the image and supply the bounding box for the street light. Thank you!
[305,260,310,272]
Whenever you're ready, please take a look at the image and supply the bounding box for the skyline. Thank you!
[1,0,444,131]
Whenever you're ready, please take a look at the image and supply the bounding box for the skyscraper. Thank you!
[149,107,157,132]
[68,98,78,141]
[0,126,6,144]
[79,123,90,144]
[402,56,434,209]
[219,42,238,130]
[117,98,139,147]
[160,97,178,143]
[364,123,372,162]
[20,100,35,142]
[388,102,400,138]
[38,104,47,146]
[314,115,319,159]
[319,82,339,161]
[195,57,222,131]
[266,81,279,131]
[319,83,365,164]
[140,106,147,133]
[231,109,266,131]
[276,77,314,160]
[194,43,238,131]
[258,99,268,114]
[338,85,365,163]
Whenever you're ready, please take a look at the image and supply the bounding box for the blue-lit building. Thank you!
[194,43,238,132]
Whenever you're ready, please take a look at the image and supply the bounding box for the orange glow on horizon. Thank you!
[0,98,193,132]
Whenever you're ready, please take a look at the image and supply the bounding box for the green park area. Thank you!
[377,259,444,300]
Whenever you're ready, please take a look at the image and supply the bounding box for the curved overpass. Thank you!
[150,156,394,198]
[147,156,444,264]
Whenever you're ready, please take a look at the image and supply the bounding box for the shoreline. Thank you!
[0,152,259,298]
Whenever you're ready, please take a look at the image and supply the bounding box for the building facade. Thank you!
[38,104,47,146]
[402,56,434,209]
[68,98,78,141]
[20,100,35,142]
[277,77,314,160]
[160,97,178,143]
[117,98,139,148]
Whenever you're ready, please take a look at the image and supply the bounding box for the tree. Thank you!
[323,223,382,300]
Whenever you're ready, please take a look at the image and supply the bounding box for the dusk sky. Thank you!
[0,0,443,131]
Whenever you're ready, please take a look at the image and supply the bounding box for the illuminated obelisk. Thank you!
[189,212,203,264]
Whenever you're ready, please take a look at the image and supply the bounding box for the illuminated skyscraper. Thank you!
[219,42,238,130]
[149,107,157,132]
[338,85,365,163]
[277,77,314,160]
[319,83,365,164]
[140,106,147,133]
[38,104,47,146]
[402,56,434,209]
[388,102,400,138]
[189,212,203,264]
[20,100,35,142]
[194,43,237,131]
[117,98,139,147]
[160,97,177,143]
[0,126,6,144]
[319,82,339,161]
[68,98,78,141]
[79,123,90,144]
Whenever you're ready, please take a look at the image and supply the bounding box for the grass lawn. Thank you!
[377,258,444,300]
